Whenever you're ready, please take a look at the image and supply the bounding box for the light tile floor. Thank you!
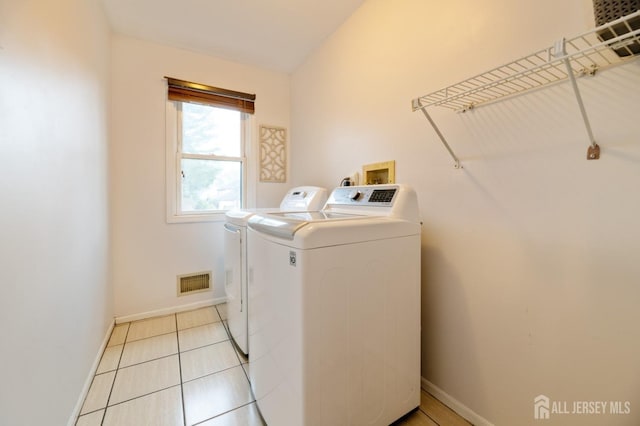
[76,303,471,426]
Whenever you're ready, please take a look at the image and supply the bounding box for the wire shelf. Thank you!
[412,10,640,113]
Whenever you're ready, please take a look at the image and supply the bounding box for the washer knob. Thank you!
[349,190,362,201]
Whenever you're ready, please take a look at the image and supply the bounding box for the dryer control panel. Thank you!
[279,186,328,210]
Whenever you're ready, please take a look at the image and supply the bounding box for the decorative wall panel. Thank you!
[259,125,287,182]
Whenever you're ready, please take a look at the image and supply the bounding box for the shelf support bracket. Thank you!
[415,100,461,169]
[554,38,600,160]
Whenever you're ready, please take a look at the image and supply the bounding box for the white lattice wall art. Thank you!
[259,125,287,183]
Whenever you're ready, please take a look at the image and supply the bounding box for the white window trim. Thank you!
[165,101,253,224]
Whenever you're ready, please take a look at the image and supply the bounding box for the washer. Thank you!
[223,186,328,355]
[247,184,421,426]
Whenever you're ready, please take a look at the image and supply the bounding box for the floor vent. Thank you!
[177,271,211,296]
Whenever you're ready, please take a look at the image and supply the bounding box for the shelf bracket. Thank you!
[414,100,462,169]
[553,38,600,160]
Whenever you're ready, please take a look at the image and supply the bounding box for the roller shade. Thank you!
[166,77,255,114]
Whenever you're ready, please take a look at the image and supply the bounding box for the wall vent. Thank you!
[177,271,212,296]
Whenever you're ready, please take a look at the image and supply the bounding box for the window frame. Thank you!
[166,100,251,223]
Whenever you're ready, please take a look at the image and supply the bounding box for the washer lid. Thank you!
[225,186,328,226]
[225,207,282,226]
[249,213,420,248]
[248,211,363,240]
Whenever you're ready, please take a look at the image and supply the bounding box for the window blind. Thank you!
[166,77,255,114]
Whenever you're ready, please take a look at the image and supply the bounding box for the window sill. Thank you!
[166,212,227,224]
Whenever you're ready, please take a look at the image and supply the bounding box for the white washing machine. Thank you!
[223,186,328,355]
[247,184,421,426]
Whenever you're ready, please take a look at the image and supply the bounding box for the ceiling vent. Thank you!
[177,271,211,296]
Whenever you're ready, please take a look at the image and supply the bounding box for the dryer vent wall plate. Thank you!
[362,160,395,185]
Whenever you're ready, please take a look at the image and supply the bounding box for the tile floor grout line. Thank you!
[75,373,100,424]
[122,328,178,344]
[101,321,131,426]
[117,351,180,371]
[216,305,254,395]
[179,337,232,355]
[75,323,127,424]
[178,319,230,352]
[216,305,244,363]
[104,384,182,410]
[178,322,223,333]
[180,363,246,386]
[176,306,223,332]
[230,338,251,382]
[191,400,257,426]
[218,309,261,422]
[76,406,104,418]
[180,339,231,355]
[174,314,188,426]
[214,304,225,324]
[177,318,223,333]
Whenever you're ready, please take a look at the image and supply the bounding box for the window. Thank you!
[166,78,255,223]
[179,102,244,212]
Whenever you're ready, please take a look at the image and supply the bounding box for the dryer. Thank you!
[223,186,327,355]
[247,184,421,426]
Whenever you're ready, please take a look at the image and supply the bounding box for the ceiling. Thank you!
[101,0,366,72]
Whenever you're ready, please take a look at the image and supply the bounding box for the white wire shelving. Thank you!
[412,10,640,168]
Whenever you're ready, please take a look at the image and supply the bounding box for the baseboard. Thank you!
[115,296,227,324]
[67,319,115,426]
[421,377,494,426]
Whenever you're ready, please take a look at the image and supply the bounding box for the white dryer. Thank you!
[247,184,421,426]
[223,186,328,355]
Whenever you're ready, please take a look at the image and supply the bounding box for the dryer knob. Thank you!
[349,190,362,201]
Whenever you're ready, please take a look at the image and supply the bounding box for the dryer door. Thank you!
[224,222,248,354]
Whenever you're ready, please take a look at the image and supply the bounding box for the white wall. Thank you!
[110,36,292,318]
[291,0,640,425]
[0,0,112,425]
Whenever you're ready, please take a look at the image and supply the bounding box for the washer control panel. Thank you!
[328,185,398,206]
